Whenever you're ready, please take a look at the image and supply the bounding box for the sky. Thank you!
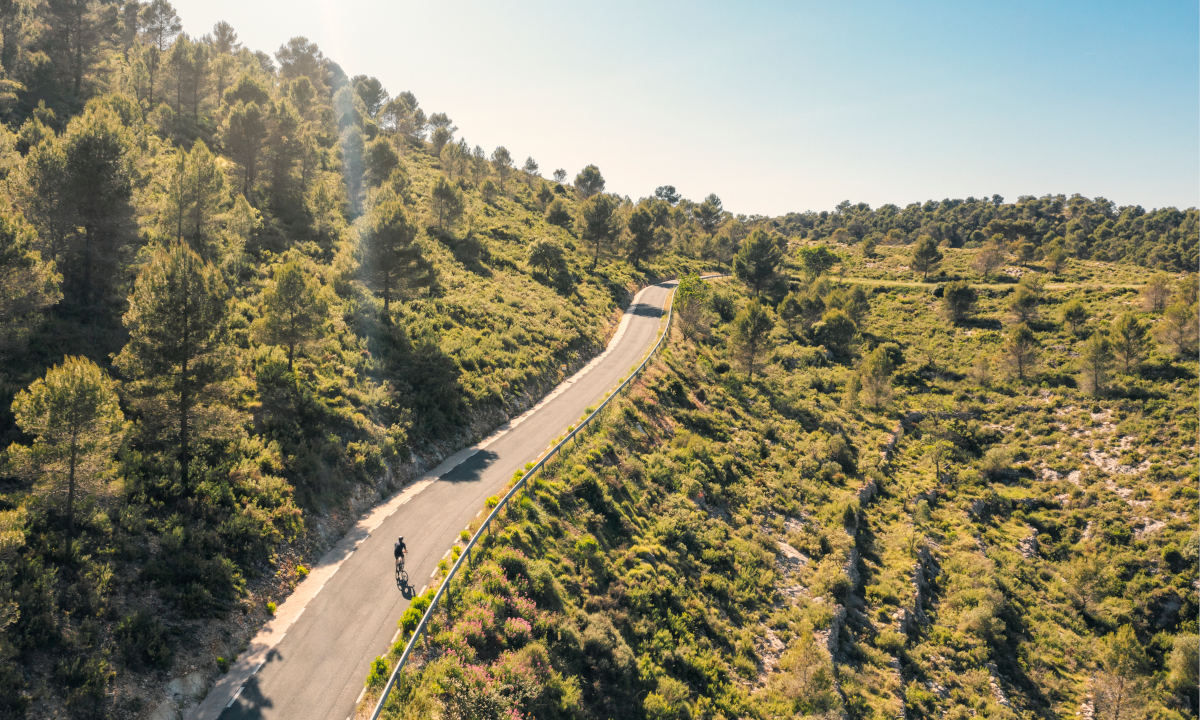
[171,0,1199,217]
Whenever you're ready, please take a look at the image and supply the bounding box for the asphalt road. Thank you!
[187,280,676,720]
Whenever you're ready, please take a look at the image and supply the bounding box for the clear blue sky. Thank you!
[172,0,1198,216]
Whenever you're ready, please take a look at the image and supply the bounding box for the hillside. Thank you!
[0,2,1194,719]
[0,4,711,717]
[368,250,1197,720]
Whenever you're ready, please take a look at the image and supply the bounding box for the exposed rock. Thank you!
[1018,529,1040,558]
[166,671,206,704]
[147,701,182,720]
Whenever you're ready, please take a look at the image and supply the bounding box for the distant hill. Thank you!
[773,194,1198,273]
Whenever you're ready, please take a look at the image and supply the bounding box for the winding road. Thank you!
[186,280,677,720]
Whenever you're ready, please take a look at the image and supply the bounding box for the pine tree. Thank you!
[0,208,61,358]
[1004,322,1038,381]
[733,229,783,296]
[731,301,773,379]
[429,176,464,232]
[1109,312,1148,374]
[254,254,328,371]
[1079,331,1113,396]
[115,242,230,488]
[360,189,434,313]
[910,234,942,281]
[7,356,124,536]
[578,194,620,271]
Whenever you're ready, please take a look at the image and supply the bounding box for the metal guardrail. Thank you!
[368,281,679,720]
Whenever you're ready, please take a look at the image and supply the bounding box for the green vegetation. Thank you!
[0,2,1193,718]
[775,195,1197,272]
[0,3,723,715]
[372,259,1197,719]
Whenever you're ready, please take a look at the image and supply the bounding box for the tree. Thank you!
[941,280,977,323]
[0,208,61,359]
[1079,331,1113,396]
[1157,302,1198,357]
[694,194,723,236]
[858,344,897,409]
[1004,322,1038,381]
[654,185,681,205]
[1060,299,1088,335]
[674,273,709,339]
[382,91,425,141]
[1109,312,1148,374]
[210,21,241,99]
[45,0,105,97]
[925,438,954,483]
[733,229,783,296]
[167,34,208,118]
[429,176,464,232]
[1140,273,1172,312]
[535,183,554,211]
[626,201,667,268]
[142,0,181,52]
[7,357,124,536]
[797,244,838,279]
[360,190,433,313]
[910,234,942,281]
[1174,275,1198,306]
[527,239,570,292]
[491,146,512,190]
[115,242,230,489]
[521,156,539,177]
[365,137,401,188]
[552,168,567,184]
[731,301,773,379]
[1044,246,1067,275]
[352,75,389,117]
[973,236,1005,279]
[275,36,325,83]
[428,113,455,155]
[814,308,857,358]
[1009,285,1039,323]
[254,255,328,371]
[578,194,620,270]
[27,103,136,308]
[1093,625,1150,720]
[1015,240,1037,267]
[222,101,267,196]
[527,239,565,276]
[162,140,230,260]
[480,179,498,204]
[545,198,571,228]
[574,164,605,199]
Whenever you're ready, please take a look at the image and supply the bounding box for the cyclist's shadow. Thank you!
[395,560,414,598]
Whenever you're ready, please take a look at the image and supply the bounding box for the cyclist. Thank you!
[394,536,407,565]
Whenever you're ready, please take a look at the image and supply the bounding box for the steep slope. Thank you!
[0,8,708,718]
[371,261,1197,720]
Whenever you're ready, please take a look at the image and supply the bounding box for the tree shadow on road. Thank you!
[437,449,500,483]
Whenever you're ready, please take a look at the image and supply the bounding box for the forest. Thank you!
[0,1,1193,719]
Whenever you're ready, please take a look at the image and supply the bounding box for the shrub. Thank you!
[116,611,173,670]
[979,446,1015,480]
[366,656,388,688]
